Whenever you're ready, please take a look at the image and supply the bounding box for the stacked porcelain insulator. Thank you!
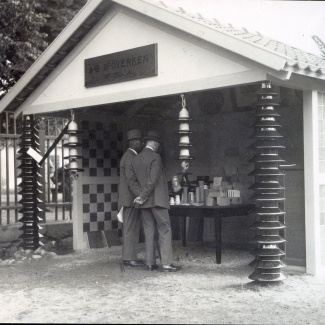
[177,95,194,193]
[178,96,193,160]
[63,120,84,175]
[17,115,44,250]
[248,81,286,282]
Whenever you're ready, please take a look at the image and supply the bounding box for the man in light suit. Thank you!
[118,129,144,267]
[129,131,181,272]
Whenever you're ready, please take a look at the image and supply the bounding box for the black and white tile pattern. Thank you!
[81,120,123,235]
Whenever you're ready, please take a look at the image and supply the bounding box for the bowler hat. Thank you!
[143,130,163,144]
[125,129,142,142]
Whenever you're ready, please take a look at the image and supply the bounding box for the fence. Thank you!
[0,112,72,225]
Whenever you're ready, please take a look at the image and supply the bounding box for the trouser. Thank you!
[122,207,140,261]
[141,207,173,266]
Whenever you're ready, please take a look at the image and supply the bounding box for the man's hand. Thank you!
[134,197,147,205]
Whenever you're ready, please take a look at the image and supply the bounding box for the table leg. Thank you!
[214,217,222,264]
[180,216,187,247]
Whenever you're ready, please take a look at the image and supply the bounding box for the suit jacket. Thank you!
[118,148,137,209]
[129,147,170,209]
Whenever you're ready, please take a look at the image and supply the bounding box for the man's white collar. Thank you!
[128,148,137,155]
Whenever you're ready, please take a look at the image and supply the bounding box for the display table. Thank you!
[169,204,255,264]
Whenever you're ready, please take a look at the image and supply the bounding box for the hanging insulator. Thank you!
[63,115,84,179]
[68,120,78,131]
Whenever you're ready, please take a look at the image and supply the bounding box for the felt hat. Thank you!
[125,129,142,142]
[143,130,164,144]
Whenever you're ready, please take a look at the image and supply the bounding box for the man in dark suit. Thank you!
[129,131,181,272]
[118,129,144,267]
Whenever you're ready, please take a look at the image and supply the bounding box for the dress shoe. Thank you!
[146,265,159,271]
[160,264,182,272]
[123,260,144,267]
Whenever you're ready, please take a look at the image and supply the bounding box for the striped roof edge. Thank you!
[144,0,325,73]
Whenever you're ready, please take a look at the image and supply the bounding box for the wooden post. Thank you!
[303,90,320,275]
[72,173,87,250]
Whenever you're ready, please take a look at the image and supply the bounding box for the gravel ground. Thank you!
[0,242,324,324]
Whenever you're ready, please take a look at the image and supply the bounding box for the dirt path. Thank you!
[0,243,324,324]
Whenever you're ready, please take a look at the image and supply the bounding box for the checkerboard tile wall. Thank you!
[81,120,123,235]
[82,184,119,232]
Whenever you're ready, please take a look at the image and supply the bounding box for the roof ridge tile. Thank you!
[143,0,325,76]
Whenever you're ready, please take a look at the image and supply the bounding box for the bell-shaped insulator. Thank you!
[253,127,283,138]
[248,139,285,149]
[254,117,282,128]
[250,220,285,230]
[249,154,285,164]
[255,106,281,117]
[251,206,285,216]
[249,167,285,176]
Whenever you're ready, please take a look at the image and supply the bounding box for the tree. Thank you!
[0,0,48,96]
[0,0,86,99]
[38,0,87,44]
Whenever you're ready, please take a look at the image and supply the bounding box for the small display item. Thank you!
[213,177,223,188]
[217,197,230,206]
[171,175,183,197]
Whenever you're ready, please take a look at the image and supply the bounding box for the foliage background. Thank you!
[0,0,86,99]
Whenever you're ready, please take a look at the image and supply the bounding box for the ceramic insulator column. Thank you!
[17,115,44,250]
[248,81,286,282]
